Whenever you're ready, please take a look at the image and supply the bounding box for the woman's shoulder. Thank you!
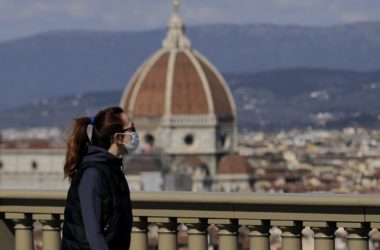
[79,161,109,173]
[72,162,105,186]
[78,167,106,194]
[81,167,102,179]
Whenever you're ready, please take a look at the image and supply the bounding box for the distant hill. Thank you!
[0,91,121,129]
[1,68,380,130]
[229,68,380,130]
[1,21,380,109]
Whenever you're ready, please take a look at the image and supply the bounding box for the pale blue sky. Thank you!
[0,0,379,41]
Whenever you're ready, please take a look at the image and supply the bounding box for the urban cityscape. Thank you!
[1,0,380,250]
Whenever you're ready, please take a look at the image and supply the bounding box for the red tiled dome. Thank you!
[120,49,235,119]
[120,10,235,119]
[217,154,253,174]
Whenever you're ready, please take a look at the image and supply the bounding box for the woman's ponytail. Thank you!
[63,117,91,181]
[63,106,125,181]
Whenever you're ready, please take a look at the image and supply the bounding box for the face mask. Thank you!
[123,132,139,154]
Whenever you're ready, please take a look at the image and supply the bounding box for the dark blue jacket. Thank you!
[61,146,133,250]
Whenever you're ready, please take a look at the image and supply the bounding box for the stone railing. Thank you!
[1,191,380,250]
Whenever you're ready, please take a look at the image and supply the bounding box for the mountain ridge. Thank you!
[2,20,380,45]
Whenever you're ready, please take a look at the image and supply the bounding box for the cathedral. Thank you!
[120,1,238,190]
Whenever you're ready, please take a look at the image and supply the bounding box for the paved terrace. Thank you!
[1,191,380,250]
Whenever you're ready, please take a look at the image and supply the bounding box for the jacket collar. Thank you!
[81,145,123,170]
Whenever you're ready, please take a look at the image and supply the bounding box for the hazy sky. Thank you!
[0,0,379,41]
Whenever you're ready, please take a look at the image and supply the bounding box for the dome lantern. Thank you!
[162,0,191,50]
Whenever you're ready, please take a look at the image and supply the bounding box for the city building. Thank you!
[120,1,238,190]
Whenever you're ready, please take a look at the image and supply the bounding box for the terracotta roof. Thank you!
[120,50,235,118]
[179,155,205,167]
[194,53,233,118]
[171,52,209,115]
[124,155,162,175]
[256,174,281,182]
[132,53,169,116]
[217,154,253,174]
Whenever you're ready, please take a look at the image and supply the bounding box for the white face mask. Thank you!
[123,132,139,154]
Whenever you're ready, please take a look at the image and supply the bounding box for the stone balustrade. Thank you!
[1,191,380,250]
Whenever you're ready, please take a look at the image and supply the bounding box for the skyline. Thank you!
[0,0,379,42]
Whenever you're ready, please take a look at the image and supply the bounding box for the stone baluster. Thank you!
[276,221,303,250]
[308,221,336,250]
[6,213,34,250]
[244,220,270,250]
[34,214,61,250]
[130,217,148,250]
[0,213,15,250]
[181,218,208,250]
[213,219,239,250]
[156,218,177,250]
[342,222,370,250]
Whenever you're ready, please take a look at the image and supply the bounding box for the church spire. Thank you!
[162,0,191,50]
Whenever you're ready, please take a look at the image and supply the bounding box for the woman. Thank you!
[61,107,139,250]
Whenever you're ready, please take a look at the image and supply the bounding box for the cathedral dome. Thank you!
[119,1,238,177]
[120,6,236,120]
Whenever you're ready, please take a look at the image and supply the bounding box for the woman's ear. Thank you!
[113,134,123,144]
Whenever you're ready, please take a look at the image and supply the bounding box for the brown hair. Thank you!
[63,106,125,181]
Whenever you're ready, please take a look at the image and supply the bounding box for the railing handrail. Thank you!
[1,190,380,206]
[0,190,66,200]
[131,191,380,207]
